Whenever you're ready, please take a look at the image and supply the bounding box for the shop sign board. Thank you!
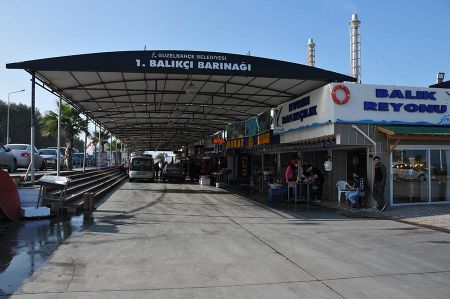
[332,83,450,126]
[273,87,331,135]
[245,117,259,137]
[226,122,245,139]
[227,131,279,149]
[237,154,251,180]
[257,131,271,145]
[257,110,272,134]
[212,137,226,144]
[273,83,450,135]
[226,138,244,149]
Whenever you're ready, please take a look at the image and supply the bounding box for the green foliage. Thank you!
[0,99,60,147]
[41,101,88,170]
[111,139,121,151]
[91,129,110,152]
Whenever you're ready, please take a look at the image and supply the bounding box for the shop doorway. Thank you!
[302,150,329,199]
[346,149,367,181]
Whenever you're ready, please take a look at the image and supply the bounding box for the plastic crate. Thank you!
[267,185,284,203]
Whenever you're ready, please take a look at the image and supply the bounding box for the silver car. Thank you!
[39,148,64,170]
[0,143,17,172]
[5,144,44,170]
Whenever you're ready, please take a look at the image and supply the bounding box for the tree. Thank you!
[111,138,121,151]
[41,102,88,170]
[91,130,110,152]
[0,99,77,148]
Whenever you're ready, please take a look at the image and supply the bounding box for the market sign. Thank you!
[273,87,331,135]
[237,154,251,179]
[332,83,450,126]
[274,83,450,136]
[226,138,244,149]
[227,131,279,150]
[212,137,226,144]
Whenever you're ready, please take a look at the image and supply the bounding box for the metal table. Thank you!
[36,175,70,215]
[288,180,311,206]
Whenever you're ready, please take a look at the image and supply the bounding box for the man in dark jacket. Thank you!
[305,164,324,202]
[373,156,387,211]
[346,171,366,208]
[154,162,160,179]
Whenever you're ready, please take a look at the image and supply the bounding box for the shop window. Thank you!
[430,150,450,202]
[263,154,277,178]
[392,150,428,204]
[252,155,262,176]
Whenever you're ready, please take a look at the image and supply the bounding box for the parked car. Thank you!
[162,163,185,182]
[38,148,64,170]
[392,162,426,181]
[5,144,44,170]
[0,143,17,172]
[72,153,94,167]
[88,154,96,166]
[129,155,154,182]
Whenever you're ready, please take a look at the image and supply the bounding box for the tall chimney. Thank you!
[307,38,315,67]
[349,13,361,83]
[437,72,445,84]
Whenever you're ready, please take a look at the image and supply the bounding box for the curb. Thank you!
[314,202,450,234]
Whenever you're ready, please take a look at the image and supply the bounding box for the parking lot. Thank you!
[2,181,450,298]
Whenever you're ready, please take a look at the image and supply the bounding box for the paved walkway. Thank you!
[317,200,450,232]
[4,182,450,298]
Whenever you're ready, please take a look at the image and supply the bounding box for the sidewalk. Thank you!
[316,200,450,232]
[223,184,450,233]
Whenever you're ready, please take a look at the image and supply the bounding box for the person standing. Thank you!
[305,164,324,202]
[284,159,297,182]
[373,156,387,211]
[154,162,160,179]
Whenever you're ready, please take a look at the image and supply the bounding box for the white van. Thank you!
[129,155,155,182]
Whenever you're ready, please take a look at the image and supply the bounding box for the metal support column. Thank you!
[94,123,97,167]
[98,127,101,168]
[56,95,62,176]
[120,140,123,164]
[110,135,113,166]
[30,72,36,183]
[276,152,281,181]
[83,117,88,172]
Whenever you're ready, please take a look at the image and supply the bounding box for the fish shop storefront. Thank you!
[274,83,450,206]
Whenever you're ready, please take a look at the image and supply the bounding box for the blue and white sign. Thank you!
[274,83,450,135]
[273,87,331,135]
[333,83,450,126]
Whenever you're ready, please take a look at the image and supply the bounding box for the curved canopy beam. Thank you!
[7,50,356,151]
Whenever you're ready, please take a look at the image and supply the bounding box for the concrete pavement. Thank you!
[3,181,450,298]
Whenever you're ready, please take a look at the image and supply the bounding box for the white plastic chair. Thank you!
[336,181,350,203]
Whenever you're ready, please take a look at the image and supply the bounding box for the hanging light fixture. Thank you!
[173,102,182,117]
[185,75,197,95]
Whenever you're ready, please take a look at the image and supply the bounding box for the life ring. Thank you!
[331,85,350,105]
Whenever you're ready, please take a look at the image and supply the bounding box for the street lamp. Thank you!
[7,89,25,144]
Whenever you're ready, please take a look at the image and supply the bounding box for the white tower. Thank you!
[307,38,315,67]
[349,14,361,83]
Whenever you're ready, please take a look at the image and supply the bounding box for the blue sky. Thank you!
[1,0,449,115]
